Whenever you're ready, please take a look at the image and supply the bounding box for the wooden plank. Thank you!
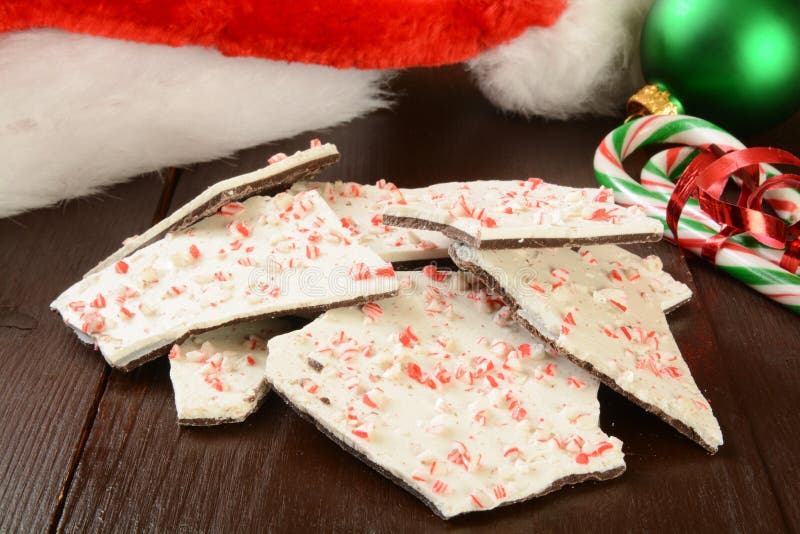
[0,176,166,531]
[59,67,789,531]
[687,258,798,528]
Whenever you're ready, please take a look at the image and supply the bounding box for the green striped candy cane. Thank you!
[594,115,800,313]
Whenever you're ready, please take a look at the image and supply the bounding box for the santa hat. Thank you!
[0,0,651,216]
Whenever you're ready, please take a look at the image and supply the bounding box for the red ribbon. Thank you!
[666,146,800,273]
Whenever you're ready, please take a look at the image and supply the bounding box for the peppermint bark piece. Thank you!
[52,189,398,370]
[89,142,339,274]
[450,243,722,453]
[382,179,662,248]
[578,245,692,313]
[291,180,452,262]
[265,271,625,519]
[169,320,294,425]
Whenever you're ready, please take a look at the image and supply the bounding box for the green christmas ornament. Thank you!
[637,0,800,134]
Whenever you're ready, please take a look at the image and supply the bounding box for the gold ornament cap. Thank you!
[626,84,681,122]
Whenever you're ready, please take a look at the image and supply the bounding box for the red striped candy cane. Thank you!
[595,115,800,313]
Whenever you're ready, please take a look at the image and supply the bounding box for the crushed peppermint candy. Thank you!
[51,189,398,370]
[265,271,625,519]
[451,243,721,453]
[290,181,451,262]
[169,320,294,425]
[86,142,340,275]
[383,180,663,248]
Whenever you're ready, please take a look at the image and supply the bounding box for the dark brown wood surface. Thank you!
[0,177,167,532]
[2,67,798,533]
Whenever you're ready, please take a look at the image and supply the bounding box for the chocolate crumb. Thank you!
[319,397,330,405]
[307,358,324,372]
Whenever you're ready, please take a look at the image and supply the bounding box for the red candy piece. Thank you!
[407,362,423,381]
[234,221,251,237]
[422,264,447,282]
[168,345,181,360]
[350,262,372,280]
[268,153,287,165]
[399,326,418,347]
[218,203,245,216]
[374,264,396,277]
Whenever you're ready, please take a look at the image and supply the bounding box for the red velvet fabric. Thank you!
[0,0,566,68]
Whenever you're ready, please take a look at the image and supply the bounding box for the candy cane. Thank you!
[595,115,800,313]
[596,115,799,220]
[642,148,792,267]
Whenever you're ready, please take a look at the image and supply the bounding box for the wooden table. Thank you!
[2,67,798,533]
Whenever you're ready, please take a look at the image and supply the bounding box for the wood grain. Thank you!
[56,68,794,532]
[0,176,166,531]
[687,258,799,528]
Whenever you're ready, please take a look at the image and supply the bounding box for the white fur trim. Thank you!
[0,30,388,217]
[468,0,654,119]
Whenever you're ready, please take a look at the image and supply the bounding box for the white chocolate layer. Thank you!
[265,271,625,519]
[384,180,663,246]
[52,190,398,369]
[170,320,295,425]
[90,143,339,274]
[451,244,722,452]
[579,245,692,312]
[291,180,452,262]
